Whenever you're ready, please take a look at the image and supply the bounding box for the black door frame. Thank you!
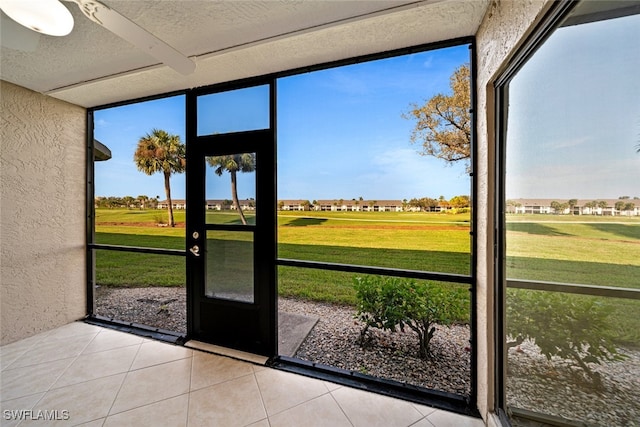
[185,79,277,357]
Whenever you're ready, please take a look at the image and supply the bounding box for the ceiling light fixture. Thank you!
[0,0,74,36]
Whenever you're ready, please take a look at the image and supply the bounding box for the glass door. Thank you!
[186,82,277,356]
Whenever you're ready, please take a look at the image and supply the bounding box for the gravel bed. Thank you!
[279,297,471,396]
[95,286,187,334]
[506,340,640,426]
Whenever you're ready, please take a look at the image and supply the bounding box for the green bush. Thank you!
[507,289,626,382]
[353,276,407,344]
[400,281,467,358]
[354,276,468,358]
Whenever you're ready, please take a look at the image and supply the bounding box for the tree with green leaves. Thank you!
[136,195,149,210]
[134,129,186,227]
[206,153,256,225]
[597,200,608,214]
[405,64,471,171]
[449,195,470,209]
[122,196,135,210]
[583,200,597,215]
[506,200,522,214]
[623,202,635,213]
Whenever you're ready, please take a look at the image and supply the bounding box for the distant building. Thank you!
[308,199,404,212]
[507,198,639,216]
[278,200,310,211]
[157,199,255,211]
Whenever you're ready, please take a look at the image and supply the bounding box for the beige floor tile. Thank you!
[252,364,268,373]
[413,403,437,417]
[42,323,103,341]
[19,374,125,427]
[188,374,266,427]
[52,345,140,389]
[0,334,48,371]
[109,358,191,415]
[190,352,254,391]
[268,393,352,427]
[74,419,105,427]
[103,394,188,427]
[410,418,436,427]
[0,358,75,401]
[129,341,192,371]
[324,381,342,392]
[246,419,270,427]
[82,330,147,355]
[0,393,45,427]
[254,368,330,416]
[9,334,96,369]
[332,386,423,427]
[426,409,484,427]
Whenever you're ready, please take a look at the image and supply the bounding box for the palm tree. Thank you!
[122,196,135,209]
[206,153,256,225]
[137,195,149,209]
[134,129,185,227]
[597,200,608,215]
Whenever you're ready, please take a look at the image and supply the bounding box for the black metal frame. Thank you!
[86,111,95,315]
[86,36,479,416]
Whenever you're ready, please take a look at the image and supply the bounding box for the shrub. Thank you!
[354,276,468,358]
[400,281,467,358]
[507,289,626,382]
[353,276,407,344]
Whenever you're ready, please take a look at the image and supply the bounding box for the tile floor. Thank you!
[0,322,484,427]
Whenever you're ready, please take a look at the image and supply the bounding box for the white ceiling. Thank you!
[0,0,489,108]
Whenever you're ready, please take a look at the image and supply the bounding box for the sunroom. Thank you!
[2,1,638,426]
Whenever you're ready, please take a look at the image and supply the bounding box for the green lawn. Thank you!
[94,209,640,343]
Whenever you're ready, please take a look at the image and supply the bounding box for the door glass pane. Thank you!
[206,230,254,303]
[197,85,270,136]
[205,153,256,225]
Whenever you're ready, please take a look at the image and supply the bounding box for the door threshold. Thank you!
[185,340,269,365]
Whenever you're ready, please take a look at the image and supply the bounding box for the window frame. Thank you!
[493,0,640,423]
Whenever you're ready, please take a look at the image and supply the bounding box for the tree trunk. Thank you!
[230,171,248,225]
[164,171,175,227]
[407,322,428,359]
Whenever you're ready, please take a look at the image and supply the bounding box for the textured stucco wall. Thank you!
[1,80,86,345]
[474,0,552,420]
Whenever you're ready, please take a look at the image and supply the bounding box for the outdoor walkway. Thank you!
[0,322,484,427]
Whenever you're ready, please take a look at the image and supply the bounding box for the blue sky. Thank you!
[506,13,640,199]
[95,44,470,201]
[95,12,640,203]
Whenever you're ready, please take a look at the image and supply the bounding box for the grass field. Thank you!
[95,208,472,306]
[94,208,640,342]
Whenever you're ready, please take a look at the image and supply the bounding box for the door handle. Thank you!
[190,245,200,257]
